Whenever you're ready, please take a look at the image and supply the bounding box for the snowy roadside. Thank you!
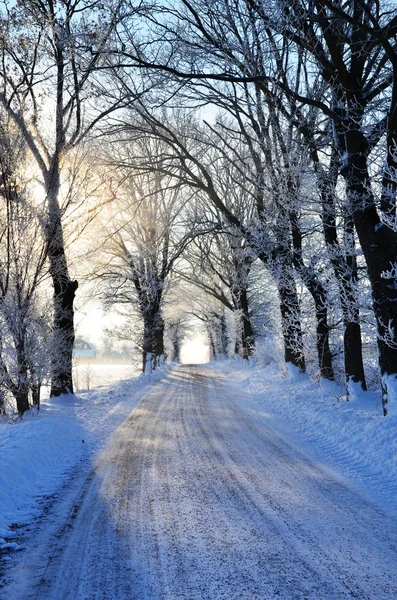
[0,365,170,551]
[211,360,397,517]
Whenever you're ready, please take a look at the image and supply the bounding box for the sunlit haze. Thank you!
[180,335,210,364]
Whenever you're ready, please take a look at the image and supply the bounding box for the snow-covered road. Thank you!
[3,365,397,599]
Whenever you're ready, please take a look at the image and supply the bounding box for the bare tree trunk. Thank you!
[14,390,29,415]
[31,384,41,408]
[341,124,397,412]
[46,171,78,396]
[172,337,181,362]
[233,288,255,359]
[142,318,155,374]
[0,354,30,414]
[15,339,30,413]
[290,212,334,379]
[219,311,229,357]
[142,304,164,373]
[342,215,367,392]
[320,163,366,391]
[277,265,306,372]
[0,387,5,415]
[154,316,165,366]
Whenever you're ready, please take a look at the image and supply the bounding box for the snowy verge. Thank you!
[0,365,170,549]
[210,359,397,517]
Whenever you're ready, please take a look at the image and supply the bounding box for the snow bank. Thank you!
[0,366,169,549]
[212,359,397,516]
[382,373,397,416]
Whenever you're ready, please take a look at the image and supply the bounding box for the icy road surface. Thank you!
[3,365,397,600]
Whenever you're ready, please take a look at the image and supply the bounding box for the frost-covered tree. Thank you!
[109,107,310,372]
[96,138,208,373]
[165,317,188,363]
[182,231,255,359]
[0,0,137,396]
[0,118,50,414]
[112,0,397,410]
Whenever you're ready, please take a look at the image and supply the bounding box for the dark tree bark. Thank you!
[208,330,216,360]
[277,264,306,372]
[50,273,78,396]
[219,310,229,357]
[234,287,255,359]
[31,384,41,408]
[15,339,30,413]
[265,216,306,372]
[317,147,366,390]
[141,302,165,373]
[14,390,29,415]
[142,322,155,374]
[340,123,397,410]
[46,167,78,394]
[290,211,334,380]
[0,387,5,415]
[0,351,30,414]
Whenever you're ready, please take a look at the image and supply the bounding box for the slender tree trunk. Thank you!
[206,322,216,360]
[142,318,155,374]
[342,214,367,391]
[290,212,334,379]
[27,361,41,408]
[172,338,181,362]
[313,298,334,380]
[234,288,255,359]
[219,311,229,357]
[14,337,30,414]
[0,387,5,415]
[31,383,41,408]
[277,264,306,371]
[210,335,216,360]
[154,316,165,366]
[318,162,366,389]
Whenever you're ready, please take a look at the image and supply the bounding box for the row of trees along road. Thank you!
[103,0,397,415]
[2,1,397,417]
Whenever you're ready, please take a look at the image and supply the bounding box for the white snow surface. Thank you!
[213,359,397,517]
[0,365,168,549]
[1,361,397,599]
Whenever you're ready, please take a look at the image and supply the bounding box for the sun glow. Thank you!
[180,335,210,364]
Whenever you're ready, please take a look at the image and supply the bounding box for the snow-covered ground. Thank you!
[0,365,168,552]
[212,359,397,517]
[2,358,396,553]
[72,362,138,391]
[1,359,397,599]
[2,363,397,600]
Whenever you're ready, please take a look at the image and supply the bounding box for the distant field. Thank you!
[73,363,139,391]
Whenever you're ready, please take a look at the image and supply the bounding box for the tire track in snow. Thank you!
[2,365,397,600]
